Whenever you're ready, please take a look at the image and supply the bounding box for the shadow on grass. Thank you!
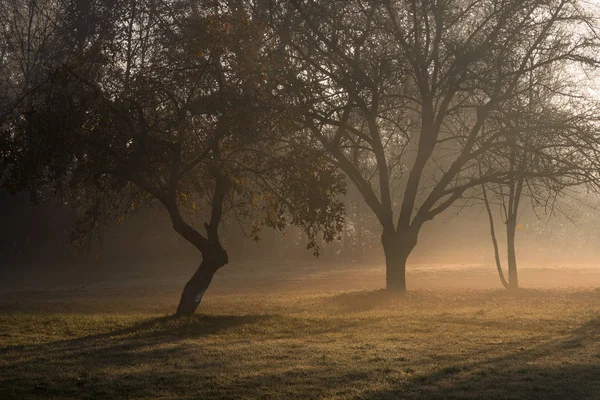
[0,313,277,399]
[0,311,388,399]
[362,316,600,400]
[0,313,272,351]
[363,363,600,400]
[1,311,599,399]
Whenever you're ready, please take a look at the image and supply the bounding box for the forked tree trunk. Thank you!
[176,243,228,315]
[382,229,417,293]
[162,174,230,315]
[137,149,230,315]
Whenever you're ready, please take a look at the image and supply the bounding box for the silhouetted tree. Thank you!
[0,0,345,314]
[278,0,600,292]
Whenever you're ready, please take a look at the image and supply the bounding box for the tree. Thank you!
[480,66,600,289]
[278,0,600,292]
[0,0,345,314]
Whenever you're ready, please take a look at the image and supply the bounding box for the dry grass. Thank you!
[1,284,600,399]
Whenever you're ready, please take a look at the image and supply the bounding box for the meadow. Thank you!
[1,261,599,399]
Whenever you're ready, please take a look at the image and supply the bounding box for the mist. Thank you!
[2,0,600,399]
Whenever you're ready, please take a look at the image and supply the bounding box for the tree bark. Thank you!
[162,194,229,315]
[176,242,228,315]
[506,218,519,290]
[382,228,416,293]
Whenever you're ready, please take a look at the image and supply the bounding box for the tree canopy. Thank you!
[275,0,600,290]
[0,0,345,313]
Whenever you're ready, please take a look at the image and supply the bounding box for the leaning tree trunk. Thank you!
[176,242,229,315]
[382,228,417,293]
[164,171,230,315]
[482,184,509,289]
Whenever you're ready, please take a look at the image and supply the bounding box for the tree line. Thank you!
[2,0,600,314]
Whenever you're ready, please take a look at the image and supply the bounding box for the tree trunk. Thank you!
[481,184,509,289]
[506,219,519,290]
[382,229,416,293]
[176,243,228,315]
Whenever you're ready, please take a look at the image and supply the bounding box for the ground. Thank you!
[1,261,599,399]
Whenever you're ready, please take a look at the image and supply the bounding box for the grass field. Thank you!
[1,262,600,399]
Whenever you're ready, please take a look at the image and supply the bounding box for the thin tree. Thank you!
[479,67,600,289]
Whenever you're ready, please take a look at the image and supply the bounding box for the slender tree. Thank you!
[480,66,600,289]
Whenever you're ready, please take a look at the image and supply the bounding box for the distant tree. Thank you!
[480,68,600,289]
[0,0,345,314]
[278,0,600,292]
